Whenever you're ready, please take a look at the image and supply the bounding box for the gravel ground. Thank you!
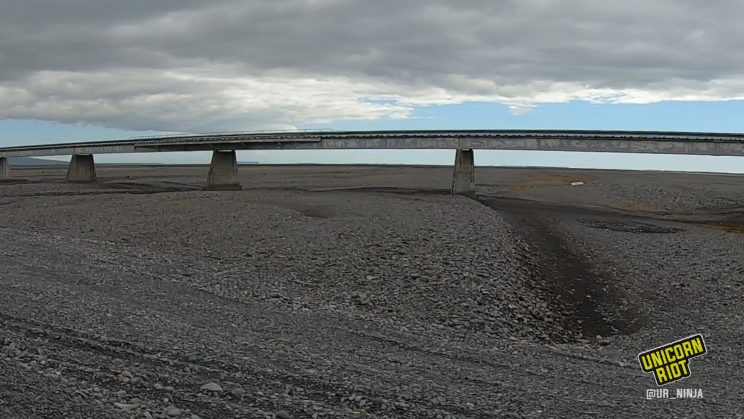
[1,164,743,418]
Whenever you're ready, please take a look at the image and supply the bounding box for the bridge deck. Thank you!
[2,130,744,157]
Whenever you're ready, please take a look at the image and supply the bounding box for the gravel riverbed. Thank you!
[1,165,743,418]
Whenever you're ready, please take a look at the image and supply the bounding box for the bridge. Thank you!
[1,129,744,194]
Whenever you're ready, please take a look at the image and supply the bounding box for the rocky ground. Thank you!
[0,164,743,418]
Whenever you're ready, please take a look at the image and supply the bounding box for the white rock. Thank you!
[165,407,184,417]
[113,402,139,411]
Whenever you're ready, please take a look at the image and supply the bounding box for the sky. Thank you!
[1,0,744,172]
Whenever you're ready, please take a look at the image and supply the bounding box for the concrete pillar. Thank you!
[66,154,97,183]
[452,149,475,195]
[205,150,241,191]
[0,157,9,179]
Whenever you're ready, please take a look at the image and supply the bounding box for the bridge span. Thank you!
[1,129,743,193]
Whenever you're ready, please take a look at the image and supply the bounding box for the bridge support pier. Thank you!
[0,157,9,179]
[452,149,475,195]
[205,150,241,191]
[66,154,97,183]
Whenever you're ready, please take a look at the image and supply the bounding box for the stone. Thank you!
[200,382,223,392]
[165,407,184,417]
[114,402,139,411]
[117,370,134,383]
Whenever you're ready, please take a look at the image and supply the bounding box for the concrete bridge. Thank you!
[1,130,744,194]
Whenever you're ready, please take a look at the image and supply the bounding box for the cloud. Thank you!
[2,0,744,131]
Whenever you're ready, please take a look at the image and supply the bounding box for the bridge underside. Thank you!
[0,150,478,195]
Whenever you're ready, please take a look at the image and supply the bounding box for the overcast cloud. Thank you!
[1,0,744,131]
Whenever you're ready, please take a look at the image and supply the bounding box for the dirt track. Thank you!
[1,165,743,418]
